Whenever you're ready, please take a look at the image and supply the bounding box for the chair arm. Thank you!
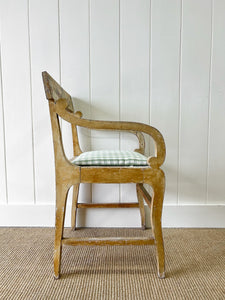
[54,99,166,168]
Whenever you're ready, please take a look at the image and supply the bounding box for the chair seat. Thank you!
[72,150,149,166]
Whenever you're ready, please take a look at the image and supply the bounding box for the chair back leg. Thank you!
[148,172,165,279]
[54,184,70,279]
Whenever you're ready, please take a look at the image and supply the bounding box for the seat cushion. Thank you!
[72,150,148,166]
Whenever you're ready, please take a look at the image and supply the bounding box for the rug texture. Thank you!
[0,228,224,300]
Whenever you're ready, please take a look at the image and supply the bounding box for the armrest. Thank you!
[54,99,166,168]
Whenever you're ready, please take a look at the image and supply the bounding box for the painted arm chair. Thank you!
[42,71,166,279]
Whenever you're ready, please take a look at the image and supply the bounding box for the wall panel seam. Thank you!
[119,0,121,126]
[118,0,121,203]
[88,0,92,120]
[58,0,62,85]
[149,0,151,126]
[177,0,183,206]
[88,0,92,128]
[206,0,214,205]
[88,0,93,203]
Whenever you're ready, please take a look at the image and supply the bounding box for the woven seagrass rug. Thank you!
[0,228,224,299]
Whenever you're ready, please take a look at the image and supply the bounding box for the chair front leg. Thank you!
[136,184,146,230]
[147,171,165,279]
[71,184,80,231]
[54,184,70,279]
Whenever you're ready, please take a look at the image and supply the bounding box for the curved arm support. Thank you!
[55,99,166,168]
[133,131,145,155]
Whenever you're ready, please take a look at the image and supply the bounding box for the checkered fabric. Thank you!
[72,150,148,166]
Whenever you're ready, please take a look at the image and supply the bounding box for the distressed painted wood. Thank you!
[0,0,225,233]
[71,184,79,230]
[62,237,155,246]
[80,167,146,184]
[42,71,166,279]
[77,202,139,208]
[54,98,166,167]
[137,183,152,208]
[136,184,146,229]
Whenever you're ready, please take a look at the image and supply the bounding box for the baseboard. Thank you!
[0,204,224,228]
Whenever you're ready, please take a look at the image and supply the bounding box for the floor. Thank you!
[0,228,224,299]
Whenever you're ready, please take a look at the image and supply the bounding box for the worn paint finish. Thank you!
[42,71,166,279]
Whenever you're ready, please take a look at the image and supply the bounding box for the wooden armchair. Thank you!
[42,71,166,279]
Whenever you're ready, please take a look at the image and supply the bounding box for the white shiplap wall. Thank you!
[0,0,224,227]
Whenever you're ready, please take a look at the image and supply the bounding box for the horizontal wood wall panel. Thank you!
[29,0,59,204]
[178,0,212,204]
[150,0,181,204]
[0,0,34,204]
[207,0,225,205]
[120,0,150,203]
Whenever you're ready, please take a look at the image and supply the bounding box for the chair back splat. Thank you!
[42,71,166,280]
[42,71,82,159]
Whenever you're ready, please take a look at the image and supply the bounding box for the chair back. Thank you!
[42,71,74,112]
[42,72,82,170]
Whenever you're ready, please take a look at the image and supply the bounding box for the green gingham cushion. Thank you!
[72,150,148,166]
